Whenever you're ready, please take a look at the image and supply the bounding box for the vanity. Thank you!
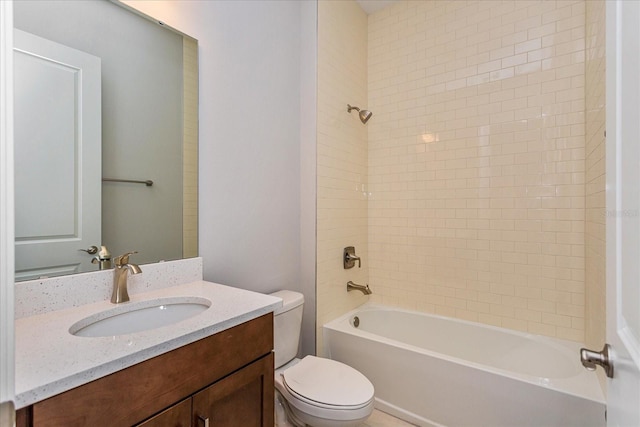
[13,258,281,427]
[10,3,283,425]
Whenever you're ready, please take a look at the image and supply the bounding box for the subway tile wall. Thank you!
[367,0,587,341]
[316,0,369,354]
[584,0,606,385]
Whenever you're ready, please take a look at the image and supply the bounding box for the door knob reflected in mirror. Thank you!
[79,246,99,255]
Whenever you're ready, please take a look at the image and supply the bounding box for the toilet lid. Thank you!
[281,356,374,408]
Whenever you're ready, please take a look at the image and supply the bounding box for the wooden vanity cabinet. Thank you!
[136,353,274,427]
[16,313,274,427]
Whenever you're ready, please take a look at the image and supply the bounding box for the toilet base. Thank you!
[276,390,304,427]
[276,390,371,427]
[289,406,371,427]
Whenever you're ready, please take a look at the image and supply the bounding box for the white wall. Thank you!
[299,1,318,357]
[124,0,318,355]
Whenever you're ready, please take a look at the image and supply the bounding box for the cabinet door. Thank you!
[136,398,191,427]
[193,353,274,427]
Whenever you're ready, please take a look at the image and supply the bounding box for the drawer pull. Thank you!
[197,415,210,427]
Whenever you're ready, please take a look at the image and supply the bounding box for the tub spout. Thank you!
[347,281,372,295]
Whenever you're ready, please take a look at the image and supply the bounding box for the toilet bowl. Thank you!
[275,356,375,427]
[270,290,374,427]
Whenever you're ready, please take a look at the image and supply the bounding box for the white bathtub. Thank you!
[323,305,605,427]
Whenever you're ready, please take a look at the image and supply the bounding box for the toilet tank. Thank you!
[270,290,304,369]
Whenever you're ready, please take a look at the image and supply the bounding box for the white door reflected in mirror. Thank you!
[14,29,101,281]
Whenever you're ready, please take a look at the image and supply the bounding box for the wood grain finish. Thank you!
[136,398,191,427]
[193,352,274,427]
[32,313,273,427]
[16,407,31,427]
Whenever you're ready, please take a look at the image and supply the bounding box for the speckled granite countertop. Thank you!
[15,280,281,408]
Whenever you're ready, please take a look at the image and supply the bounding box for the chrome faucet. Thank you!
[111,251,142,304]
[347,281,372,295]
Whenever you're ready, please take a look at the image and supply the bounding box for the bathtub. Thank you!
[323,305,605,427]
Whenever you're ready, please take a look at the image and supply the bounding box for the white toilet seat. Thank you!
[283,382,372,411]
[282,356,374,408]
[275,356,375,424]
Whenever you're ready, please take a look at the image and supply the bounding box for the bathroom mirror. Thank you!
[13,0,198,281]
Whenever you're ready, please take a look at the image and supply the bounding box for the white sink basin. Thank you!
[69,297,211,337]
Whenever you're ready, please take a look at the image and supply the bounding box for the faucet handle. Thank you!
[344,246,361,269]
[114,251,138,266]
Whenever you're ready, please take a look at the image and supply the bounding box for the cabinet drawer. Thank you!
[31,313,273,426]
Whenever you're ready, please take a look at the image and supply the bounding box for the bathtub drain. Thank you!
[353,316,360,328]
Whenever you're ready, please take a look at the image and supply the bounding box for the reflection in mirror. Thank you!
[14,0,198,281]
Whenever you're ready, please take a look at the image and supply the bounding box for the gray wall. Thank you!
[15,0,184,265]
[124,0,318,356]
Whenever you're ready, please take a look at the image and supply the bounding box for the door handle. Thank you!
[197,415,210,427]
[79,245,99,255]
[580,344,614,378]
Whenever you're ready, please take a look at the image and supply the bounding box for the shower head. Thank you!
[347,104,373,124]
[359,109,373,124]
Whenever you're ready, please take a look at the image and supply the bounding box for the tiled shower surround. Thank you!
[584,0,606,385]
[316,0,369,353]
[317,0,603,350]
[367,0,587,341]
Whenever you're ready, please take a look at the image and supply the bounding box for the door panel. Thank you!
[0,0,14,420]
[13,29,101,280]
[606,1,640,425]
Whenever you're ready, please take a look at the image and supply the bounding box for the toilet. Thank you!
[270,290,375,427]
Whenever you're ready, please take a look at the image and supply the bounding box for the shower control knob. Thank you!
[580,344,613,378]
[344,246,361,269]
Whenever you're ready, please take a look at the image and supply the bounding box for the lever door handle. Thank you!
[79,246,99,255]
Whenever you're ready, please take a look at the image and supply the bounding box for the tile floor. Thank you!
[359,409,416,427]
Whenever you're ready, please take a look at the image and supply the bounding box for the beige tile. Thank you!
[364,0,587,342]
[316,0,370,355]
